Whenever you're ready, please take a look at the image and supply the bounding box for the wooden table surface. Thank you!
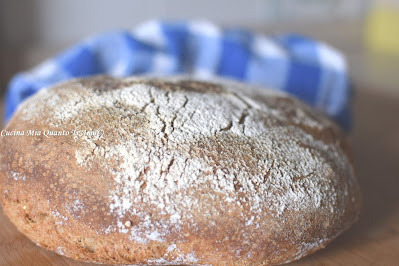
[0,85,398,265]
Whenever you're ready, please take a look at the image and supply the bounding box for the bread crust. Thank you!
[0,76,361,265]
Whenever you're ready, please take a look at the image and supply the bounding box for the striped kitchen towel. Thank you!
[4,20,351,129]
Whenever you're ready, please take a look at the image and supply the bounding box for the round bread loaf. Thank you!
[0,76,361,265]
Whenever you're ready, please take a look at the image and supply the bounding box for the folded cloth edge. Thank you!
[4,20,352,130]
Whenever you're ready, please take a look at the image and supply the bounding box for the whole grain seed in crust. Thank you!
[0,75,361,265]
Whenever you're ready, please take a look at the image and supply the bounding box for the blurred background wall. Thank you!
[2,0,398,97]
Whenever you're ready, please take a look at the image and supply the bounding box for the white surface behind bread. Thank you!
[0,76,361,265]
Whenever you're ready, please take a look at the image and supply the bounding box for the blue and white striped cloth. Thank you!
[4,20,351,129]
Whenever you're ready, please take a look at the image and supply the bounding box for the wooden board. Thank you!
[0,86,399,265]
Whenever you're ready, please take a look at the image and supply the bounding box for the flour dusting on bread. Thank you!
[0,76,361,265]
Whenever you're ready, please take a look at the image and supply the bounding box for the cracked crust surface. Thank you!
[0,75,361,265]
